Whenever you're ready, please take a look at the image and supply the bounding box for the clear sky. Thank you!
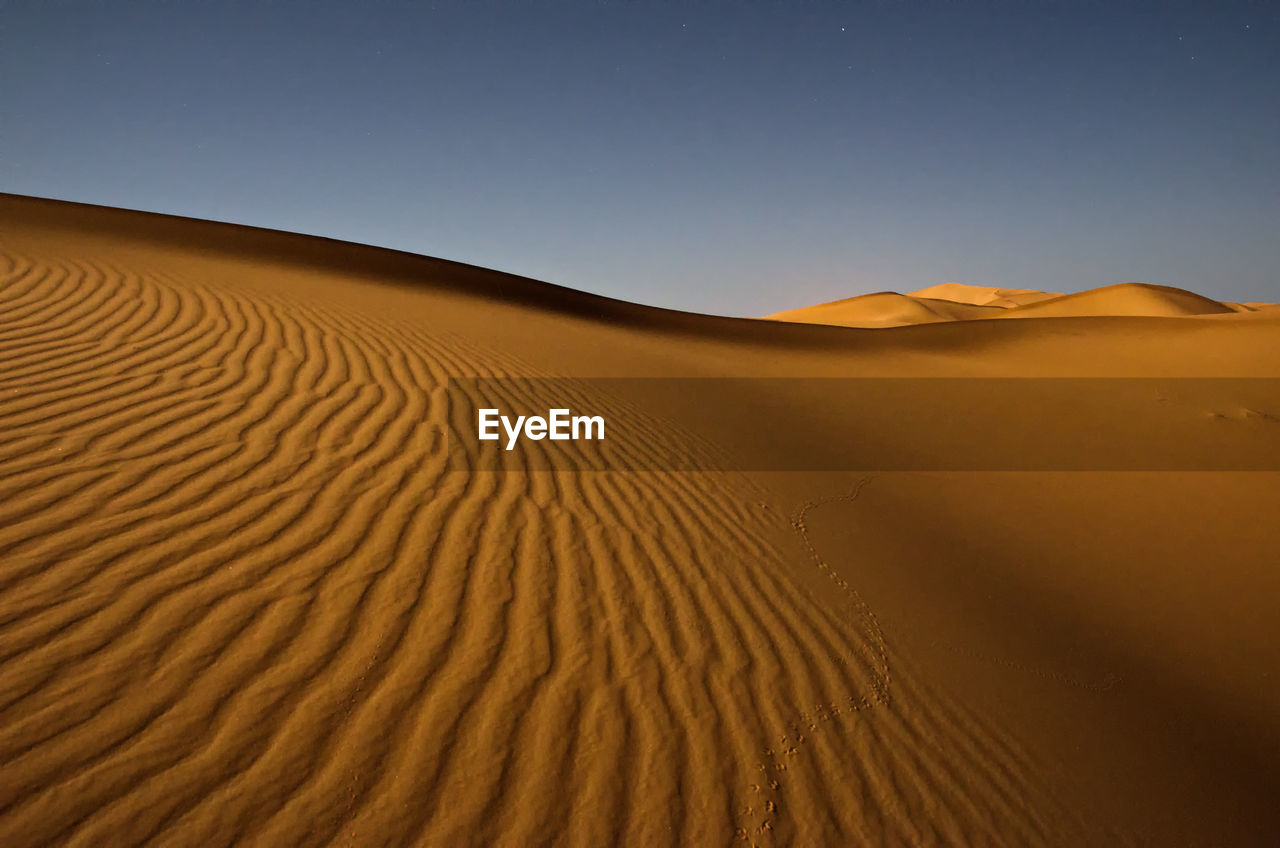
[4,0,1277,316]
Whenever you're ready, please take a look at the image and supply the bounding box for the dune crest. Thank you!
[908,283,1063,308]
[765,291,1006,328]
[3,195,1279,845]
[768,281,1273,328]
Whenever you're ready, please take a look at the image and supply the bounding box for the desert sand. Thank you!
[766,282,1280,328]
[2,193,1279,846]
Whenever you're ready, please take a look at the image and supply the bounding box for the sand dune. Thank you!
[2,193,1280,846]
[908,283,1064,309]
[765,291,1007,329]
[997,283,1239,319]
[767,281,1273,328]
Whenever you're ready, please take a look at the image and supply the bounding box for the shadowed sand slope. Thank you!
[765,292,1007,328]
[768,282,1274,328]
[2,194,1280,846]
[909,283,1064,308]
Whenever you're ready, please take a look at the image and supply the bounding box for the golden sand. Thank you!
[2,194,1278,845]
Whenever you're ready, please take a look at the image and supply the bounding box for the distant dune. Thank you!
[909,283,1063,308]
[766,291,1007,328]
[767,282,1276,328]
[3,194,1280,846]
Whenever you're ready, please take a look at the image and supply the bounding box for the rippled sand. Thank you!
[3,194,1279,846]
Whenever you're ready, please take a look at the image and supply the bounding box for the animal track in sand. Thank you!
[736,475,1121,842]
[1206,406,1280,423]
[735,477,889,843]
[339,636,386,846]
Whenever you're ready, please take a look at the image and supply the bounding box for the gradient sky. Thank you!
[4,0,1278,316]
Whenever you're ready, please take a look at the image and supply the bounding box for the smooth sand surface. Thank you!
[766,292,1009,329]
[907,284,1063,309]
[766,282,1276,328]
[3,194,1279,846]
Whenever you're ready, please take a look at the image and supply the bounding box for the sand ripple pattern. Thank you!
[0,246,1076,846]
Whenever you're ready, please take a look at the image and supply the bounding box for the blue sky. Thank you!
[4,0,1277,315]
